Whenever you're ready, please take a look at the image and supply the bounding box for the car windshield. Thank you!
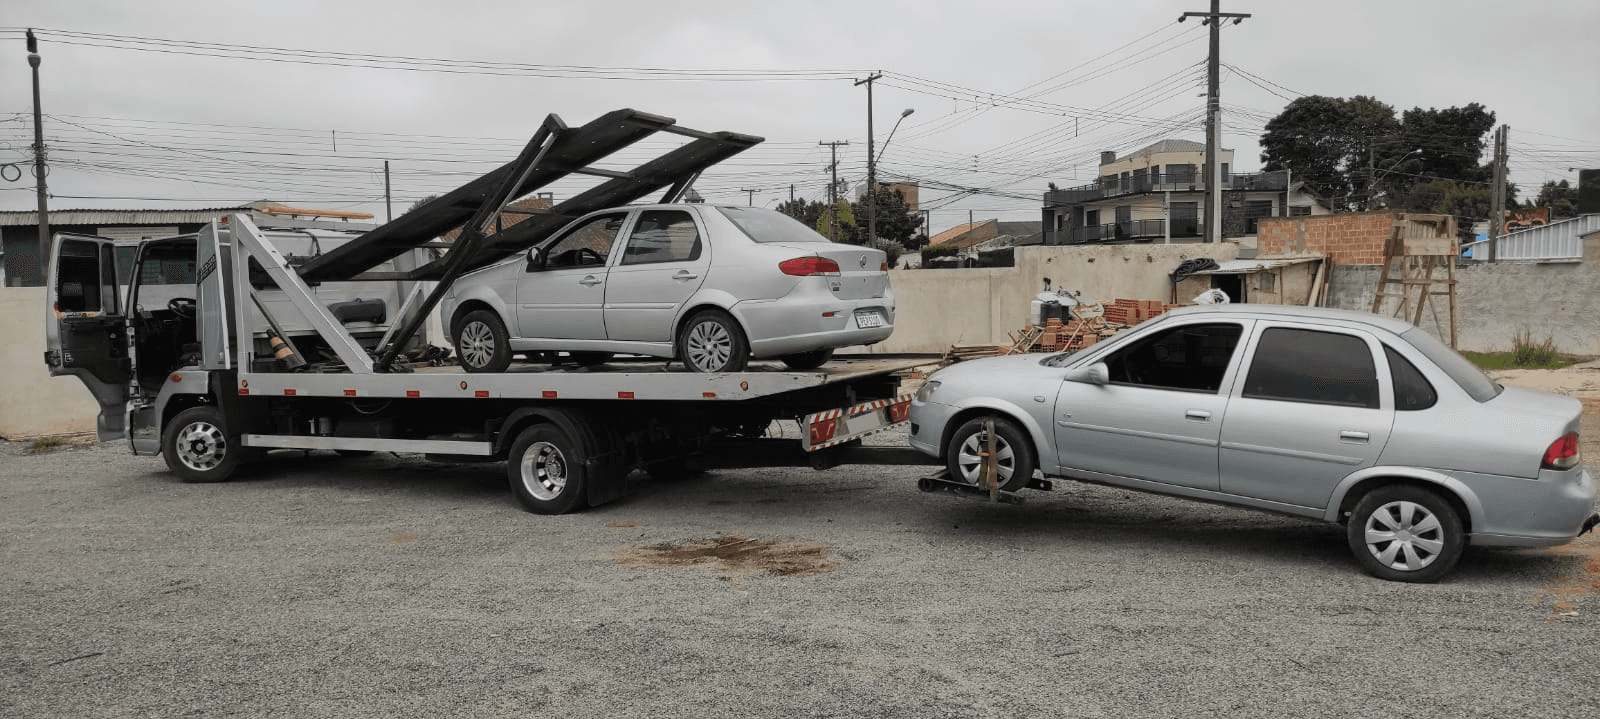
[716,206,833,244]
[1400,327,1502,402]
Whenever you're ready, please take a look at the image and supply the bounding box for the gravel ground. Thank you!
[3,374,1599,717]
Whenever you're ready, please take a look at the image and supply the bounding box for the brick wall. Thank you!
[1258,211,1400,265]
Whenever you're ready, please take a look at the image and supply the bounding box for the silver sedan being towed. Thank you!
[909,304,1599,582]
[440,204,895,373]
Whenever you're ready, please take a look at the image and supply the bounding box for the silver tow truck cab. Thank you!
[45,217,422,454]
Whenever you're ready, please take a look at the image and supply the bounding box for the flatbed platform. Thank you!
[236,354,940,402]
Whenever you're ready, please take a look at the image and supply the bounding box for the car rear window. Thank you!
[716,206,833,244]
[1399,327,1502,402]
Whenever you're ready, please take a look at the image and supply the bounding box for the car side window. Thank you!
[1243,327,1379,409]
[1385,345,1437,411]
[1102,322,1244,393]
[542,213,624,270]
[620,210,701,266]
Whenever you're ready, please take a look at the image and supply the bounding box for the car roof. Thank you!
[1164,303,1417,335]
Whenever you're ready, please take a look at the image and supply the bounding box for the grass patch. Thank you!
[1461,331,1577,370]
[26,437,66,454]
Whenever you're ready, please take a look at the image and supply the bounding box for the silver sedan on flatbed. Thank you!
[909,304,1599,582]
[441,204,894,373]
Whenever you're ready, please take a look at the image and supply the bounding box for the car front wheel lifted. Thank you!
[945,416,1035,492]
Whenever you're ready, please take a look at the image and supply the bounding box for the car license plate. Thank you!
[854,311,883,329]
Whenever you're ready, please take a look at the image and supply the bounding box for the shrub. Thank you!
[1511,330,1560,368]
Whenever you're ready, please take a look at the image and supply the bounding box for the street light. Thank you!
[867,107,914,245]
[876,108,915,165]
[1370,148,1422,209]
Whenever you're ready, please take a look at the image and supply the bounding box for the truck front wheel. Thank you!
[162,406,241,483]
[507,424,588,515]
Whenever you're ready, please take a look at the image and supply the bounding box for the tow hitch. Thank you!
[916,469,1051,505]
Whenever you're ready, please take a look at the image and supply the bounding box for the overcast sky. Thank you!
[2,0,1596,232]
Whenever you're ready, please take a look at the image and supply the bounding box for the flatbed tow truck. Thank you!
[43,109,937,514]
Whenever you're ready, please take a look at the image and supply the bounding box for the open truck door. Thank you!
[45,234,131,442]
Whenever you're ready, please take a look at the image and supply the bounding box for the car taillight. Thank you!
[780,257,840,276]
[1541,433,1581,470]
[881,262,889,271]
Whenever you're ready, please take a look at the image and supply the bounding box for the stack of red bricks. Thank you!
[1104,298,1185,325]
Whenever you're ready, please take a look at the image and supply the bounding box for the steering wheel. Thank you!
[168,297,197,319]
[576,247,603,265]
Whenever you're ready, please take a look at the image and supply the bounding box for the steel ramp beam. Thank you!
[297,108,677,284]
[406,130,763,278]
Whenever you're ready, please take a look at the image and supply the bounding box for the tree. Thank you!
[858,188,923,247]
[815,199,856,242]
[776,198,826,229]
[1261,96,1498,213]
[1260,95,1399,211]
[1534,179,1580,219]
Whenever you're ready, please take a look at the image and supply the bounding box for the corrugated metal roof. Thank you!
[0,204,267,227]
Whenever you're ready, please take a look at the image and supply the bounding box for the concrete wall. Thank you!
[873,242,1240,353]
[1325,235,1600,354]
[0,288,100,439]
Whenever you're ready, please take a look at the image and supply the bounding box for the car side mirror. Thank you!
[526,247,548,271]
[1064,362,1109,385]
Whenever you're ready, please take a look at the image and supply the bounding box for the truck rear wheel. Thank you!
[507,424,588,515]
[162,406,241,483]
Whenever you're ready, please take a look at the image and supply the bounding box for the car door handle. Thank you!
[1340,430,1370,443]
[1185,409,1211,421]
[579,275,602,287]
[672,270,698,281]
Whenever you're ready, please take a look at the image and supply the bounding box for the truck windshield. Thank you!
[716,206,833,244]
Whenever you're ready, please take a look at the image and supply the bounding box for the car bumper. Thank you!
[907,398,956,460]
[1468,465,1597,547]
[735,298,894,357]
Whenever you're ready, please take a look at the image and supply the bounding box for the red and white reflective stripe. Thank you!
[802,395,913,451]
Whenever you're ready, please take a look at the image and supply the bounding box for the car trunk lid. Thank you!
[772,243,889,300]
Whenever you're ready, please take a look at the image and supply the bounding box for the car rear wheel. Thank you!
[779,349,834,370]
[1346,485,1465,583]
[945,416,1035,492]
[678,310,749,373]
[454,310,512,373]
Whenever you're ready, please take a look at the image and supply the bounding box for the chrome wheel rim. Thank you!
[518,441,568,501]
[955,430,1015,485]
[459,320,497,368]
[1364,500,1445,571]
[175,420,227,472]
[685,320,732,371]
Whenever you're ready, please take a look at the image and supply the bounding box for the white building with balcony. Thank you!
[1041,140,1330,248]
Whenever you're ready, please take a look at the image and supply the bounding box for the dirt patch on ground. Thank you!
[609,534,838,577]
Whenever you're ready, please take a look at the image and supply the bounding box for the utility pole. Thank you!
[820,140,849,241]
[855,72,883,244]
[741,188,760,206]
[1180,1,1249,244]
[27,29,51,266]
[384,160,393,222]
[1487,125,1509,261]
